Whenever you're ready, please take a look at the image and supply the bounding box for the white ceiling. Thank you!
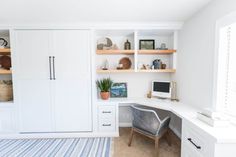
[0,0,213,24]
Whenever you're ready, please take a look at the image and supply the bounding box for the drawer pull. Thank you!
[102,124,111,126]
[102,111,112,114]
[187,138,201,149]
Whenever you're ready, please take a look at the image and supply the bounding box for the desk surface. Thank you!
[97,97,236,143]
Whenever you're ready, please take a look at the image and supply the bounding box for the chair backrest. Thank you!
[130,105,161,135]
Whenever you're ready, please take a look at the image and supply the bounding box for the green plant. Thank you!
[96,78,113,92]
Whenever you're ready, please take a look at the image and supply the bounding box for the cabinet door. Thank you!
[52,30,92,132]
[18,80,53,132]
[15,30,51,80]
[14,30,53,132]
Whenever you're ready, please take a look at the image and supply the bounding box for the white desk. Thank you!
[98,97,236,157]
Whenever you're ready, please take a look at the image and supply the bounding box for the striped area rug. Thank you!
[0,137,111,157]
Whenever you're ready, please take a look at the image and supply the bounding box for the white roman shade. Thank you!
[218,23,236,117]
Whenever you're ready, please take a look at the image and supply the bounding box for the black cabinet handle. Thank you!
[49,56,52,80]
[52,56,56,80]
[102,111,112,114]
[102,124,111,126]
[187,138,201,149]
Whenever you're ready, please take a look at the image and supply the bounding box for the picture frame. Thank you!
[110,83,127,98]
[139,40,155,50]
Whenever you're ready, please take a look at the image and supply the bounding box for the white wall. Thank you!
[0,0,211,24]
[97,73,171,98]
[174,0,236,109]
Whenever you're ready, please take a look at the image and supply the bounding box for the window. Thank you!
[216,22,236,118]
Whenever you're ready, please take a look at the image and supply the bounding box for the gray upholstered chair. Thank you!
[128,105,171,157]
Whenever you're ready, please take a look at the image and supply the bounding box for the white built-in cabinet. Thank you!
[14,30,92,133]
[181,119,236,157]
[97,103,118,133]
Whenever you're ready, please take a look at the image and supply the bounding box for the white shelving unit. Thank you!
[0,30,13,103]
[94,28,179,99]
[0,30,15,134]
[95,29,178,73]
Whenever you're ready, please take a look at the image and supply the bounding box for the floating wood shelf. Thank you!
[0,48,11,55]
[96,69,176,73]
[96,69,135,73]
[0,69,12,74]
[137,69,176,73]
[138,49,176,54]
[96,50,135,55]
[96,50,176,55]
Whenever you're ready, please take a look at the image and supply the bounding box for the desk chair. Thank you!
[128,105,171,157]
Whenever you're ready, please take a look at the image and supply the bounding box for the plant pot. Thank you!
[100,92,110,100]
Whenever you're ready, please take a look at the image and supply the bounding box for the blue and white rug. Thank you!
[0,137,112,157]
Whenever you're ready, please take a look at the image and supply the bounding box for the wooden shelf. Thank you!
[96,50,135,55]
[96,69,176,73]
[0,48,10,55]
[138,49,176,54]
[137,69,176,73]
[96,69,135,73]
[0,69,12,74]
[96,49,176,55]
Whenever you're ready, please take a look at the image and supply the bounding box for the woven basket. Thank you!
[0,80,13,101]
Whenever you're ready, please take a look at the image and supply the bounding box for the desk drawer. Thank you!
[99,119,115,132]
[182,142,203,157]
[98,106,115,119]
[182,122,206,156]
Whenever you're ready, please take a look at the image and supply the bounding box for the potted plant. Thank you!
[96,78,113,100]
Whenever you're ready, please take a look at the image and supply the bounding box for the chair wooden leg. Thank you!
[154,137,159,157]
[165,130,172,146]
[128,128,134,147]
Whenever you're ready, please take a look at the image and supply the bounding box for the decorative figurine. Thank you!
[117,64,123,70]
[102,59,109,70]
[156,43,168,50]
[160,43,167,49]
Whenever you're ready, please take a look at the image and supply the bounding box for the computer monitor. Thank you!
[152,81,172,98]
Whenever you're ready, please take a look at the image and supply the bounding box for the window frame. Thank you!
[213,11,236,118]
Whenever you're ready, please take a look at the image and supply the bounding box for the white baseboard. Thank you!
[119,123,181,139]
[0,132,119,139]
[119,123,132,127]
[169,124,181,139]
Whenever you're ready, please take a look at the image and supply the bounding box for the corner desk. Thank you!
[97,97,236,157]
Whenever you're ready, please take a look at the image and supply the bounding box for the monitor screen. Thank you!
[153,82,170,93]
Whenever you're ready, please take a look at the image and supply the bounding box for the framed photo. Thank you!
[139,40,155,50]
[110,83,127,98]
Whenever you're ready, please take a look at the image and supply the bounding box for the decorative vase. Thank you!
[161,63,167,69]
[124,39,131,50]
[153,59,162,69]
[100,92,110,100]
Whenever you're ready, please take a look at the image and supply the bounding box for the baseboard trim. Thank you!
[0,132,119,139]
[119,123,132,127]
[119,123,181,139]
[169,125,181,139]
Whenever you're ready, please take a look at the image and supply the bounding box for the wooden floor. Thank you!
[113,128,180,157]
